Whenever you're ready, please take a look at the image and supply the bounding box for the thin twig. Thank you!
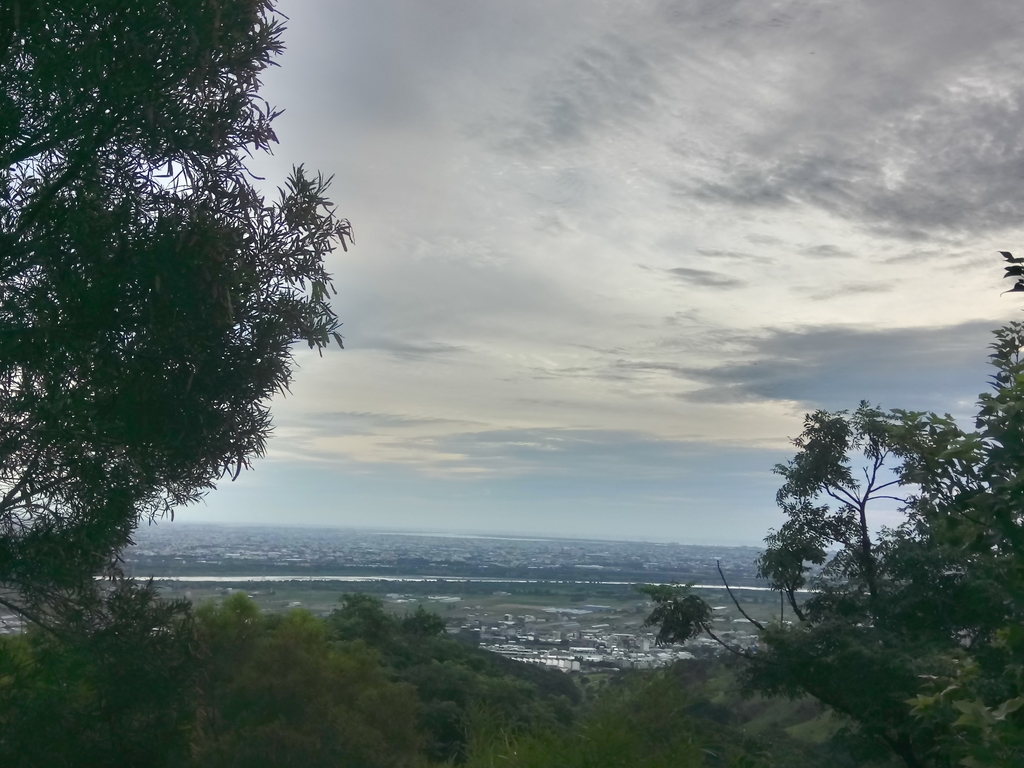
[871,479,903,492]
[0,594,60,638]
[701,625,772,664]
[826,487,862,509]
[716,559,764,630]
[785,588,806,622]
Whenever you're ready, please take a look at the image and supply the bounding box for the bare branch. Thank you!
[786,588,806,622]
[871,479,903,492]
[826,487,862,508]
[717,559,765,630]
[703,625,761,662]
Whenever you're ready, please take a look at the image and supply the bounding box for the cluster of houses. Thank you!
[460,610,699,672]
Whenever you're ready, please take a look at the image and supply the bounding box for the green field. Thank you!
[156,578,795,642]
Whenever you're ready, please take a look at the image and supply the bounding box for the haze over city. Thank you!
[178,0,1024,543]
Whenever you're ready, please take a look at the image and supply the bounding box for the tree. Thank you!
[192,596,425,768]
[0,578,200,767]
[0,0,351,624]
[645,325,1024,766]
[325,594,581,764]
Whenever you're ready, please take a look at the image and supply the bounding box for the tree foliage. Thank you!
[193,595,424,768]
[639,583,714,646]
[646,320,1024,766]
[463,662,848,768]
[0,579,200,767]
[0,0,351,620]
[325,593,580,763]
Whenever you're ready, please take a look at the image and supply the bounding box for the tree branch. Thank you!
[2,134,65,168]
[0,593,60,638]
[786,587,806,622]
[826,487,862,509]
[871,479,903,492]
[0,451,42,515]
[717,559,765,630]
[865,452,885,495]
[702,625,762,662]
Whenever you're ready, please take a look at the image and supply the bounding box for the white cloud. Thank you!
[195,0,1024,539]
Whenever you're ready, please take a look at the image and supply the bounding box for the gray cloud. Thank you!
[495,33,661,154]
[361,339,469,361]
[665,267,744,289]
[802,244,857,259]
[659,0,1024,239]
[305,412,483,431]
[677,321,997,411]
[696,248,775,265]
[687,138,1024,240]
[194,0,1024,542]
[377,426,784,482]
[806,281,894,301]
[747,234,782,246]
[499,320,997,416]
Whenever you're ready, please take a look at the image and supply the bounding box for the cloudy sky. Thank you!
[180,0,1024,544]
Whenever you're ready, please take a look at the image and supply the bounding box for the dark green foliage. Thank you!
[764,403,902,612]
[193,594,424,768]
[330,593,405,645]
[0,2,355,761]
[326,594,580,763]
[638,583,714,646]
[0,589,869,767]
[889,322,1024,765]
[0,579,200,767]
[463,663,845,768]
[0,0,350,620]
[402,605,448,638]
[464,671,705,768]
[644,321,1024,766]
[737,404,941,764]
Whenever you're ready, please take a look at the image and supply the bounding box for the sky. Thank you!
[178,0,1024,544]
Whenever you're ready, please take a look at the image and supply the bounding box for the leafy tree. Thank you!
[401,604,449,638]
[890,322,1024,765]
[0,0,351,624]
[760,403,904,616]
[639,583,714,647]
[1,3,351,763]
[192,596,424,768]
[463,665,840,768]
[329,593,403,645]
[0,579,199,767]
[326,594,580,763]
[192,594,580,766]
[645,324,1024,766]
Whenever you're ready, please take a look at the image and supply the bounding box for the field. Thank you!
[156,578,796,639]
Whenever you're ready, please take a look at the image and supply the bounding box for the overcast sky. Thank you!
[179,0,1024,544]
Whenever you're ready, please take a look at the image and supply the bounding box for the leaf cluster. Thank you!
[325,593,580,763]
[644,319,1024,765]
[192,594,423,768]
[639,583,713,646]
[0,0,351,622]
[0,578,200,767]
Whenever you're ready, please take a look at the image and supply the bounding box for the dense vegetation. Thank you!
[643,322,1024,766]
[4,1,1024,766]
[1,590,888,767]
[0,0,349,630]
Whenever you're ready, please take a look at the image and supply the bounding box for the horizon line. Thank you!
[141,519,767,548]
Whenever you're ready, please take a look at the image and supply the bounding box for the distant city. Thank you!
[123,523,767,586]
[3,524,776,670]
